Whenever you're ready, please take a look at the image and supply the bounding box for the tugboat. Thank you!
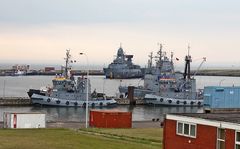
[28,49,117,107]
[144,46,206,106]
[103,45,144,79]
[118,44,178,98]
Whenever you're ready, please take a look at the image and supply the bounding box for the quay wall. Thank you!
[115,98,146,105]
[2,69,240,77]
[0,70,105,76]
[0,97,146,106]
[0,97,31,106]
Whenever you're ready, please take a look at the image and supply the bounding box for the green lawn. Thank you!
[0,128,162,149]
[81,128,162,143]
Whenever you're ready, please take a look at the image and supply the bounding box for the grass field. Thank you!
[0,128,162,149]
[81,128,162,143]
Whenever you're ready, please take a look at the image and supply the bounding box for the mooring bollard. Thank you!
[128,86,136,105]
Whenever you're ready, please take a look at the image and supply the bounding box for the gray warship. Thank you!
[28,49,117,107]
[103,45,144,79]
[118,44,179,98]
[144,47,206,106]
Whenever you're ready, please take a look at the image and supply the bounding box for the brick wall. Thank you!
[163,119,216,149]
[163,119,236,149]
[225,129,235,149]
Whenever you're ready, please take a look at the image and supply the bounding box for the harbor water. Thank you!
[0,75,239,122]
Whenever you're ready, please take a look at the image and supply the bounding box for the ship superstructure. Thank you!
[103,45,143,79]
[119,44,177,98]
[144,46,206,106]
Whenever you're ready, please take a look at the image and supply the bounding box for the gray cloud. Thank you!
[0,0,239,26]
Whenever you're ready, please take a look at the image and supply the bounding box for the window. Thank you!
[190,125,196,137]
[177,121,196,138]
[184,123,190,135]
[217,128,225,149]
[177,122,183,134]
[236,131,240,149]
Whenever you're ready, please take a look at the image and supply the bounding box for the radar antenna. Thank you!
[148,52,153,68]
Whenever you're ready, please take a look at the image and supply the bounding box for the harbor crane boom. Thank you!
[193,57,206,78]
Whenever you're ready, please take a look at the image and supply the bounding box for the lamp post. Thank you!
[79,52,89,128]
[219,79,225,86]
[3,80,6,98]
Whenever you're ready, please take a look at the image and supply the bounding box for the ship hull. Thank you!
[28,90,117,107]
[118,86,155,98]
[144,94,203,107]
[103,68,143,79]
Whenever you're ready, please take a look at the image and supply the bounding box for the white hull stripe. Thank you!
[31,93,117,107]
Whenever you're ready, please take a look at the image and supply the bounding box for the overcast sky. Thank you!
[0,0,240,68]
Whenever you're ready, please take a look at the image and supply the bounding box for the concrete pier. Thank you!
[114,98,146,105]
[128,86,136,105]
[0,97,31,106]
[0,97,147,106]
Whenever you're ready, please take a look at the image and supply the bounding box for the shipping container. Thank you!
[89,110,132,128]
[3,112,46,129]
[204,86,240,110]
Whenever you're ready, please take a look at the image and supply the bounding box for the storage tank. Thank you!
[3,112,46,129]
[89,110,132,128]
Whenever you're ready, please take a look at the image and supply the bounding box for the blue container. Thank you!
[204,86,240,109]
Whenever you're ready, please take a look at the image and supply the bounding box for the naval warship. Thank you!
[118,44,179,98]
[144,47,206,106]
[28,49,117,107]
[103,45,144,79]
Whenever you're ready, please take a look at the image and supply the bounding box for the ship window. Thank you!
[236,131,240,149]
[177,121,196,138]
[217,128,225,149]
[215,88,224,92]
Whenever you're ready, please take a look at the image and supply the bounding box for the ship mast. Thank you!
[171,51,175,73]
[148,52,153,68]
[64,49,71,79]
[183,45,192,80]
[171,52,174,63]
[158,43,162,63]
[155,43,163,68]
